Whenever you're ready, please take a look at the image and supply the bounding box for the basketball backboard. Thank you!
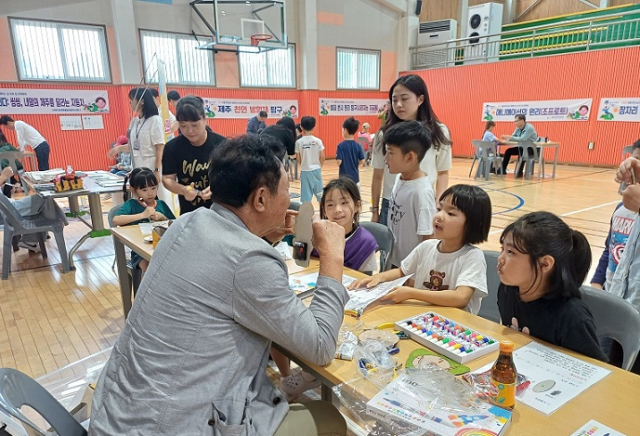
[191,0,287,52]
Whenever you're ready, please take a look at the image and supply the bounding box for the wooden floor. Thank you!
[0,158,620,381]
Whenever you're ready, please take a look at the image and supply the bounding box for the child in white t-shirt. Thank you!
[351,184,492,314]
[383,121,436,268]
[295,116,325,202]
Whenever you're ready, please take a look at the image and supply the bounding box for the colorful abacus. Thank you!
[394,312,500,364]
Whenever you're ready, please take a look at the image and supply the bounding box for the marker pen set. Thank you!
[394,312,500,364]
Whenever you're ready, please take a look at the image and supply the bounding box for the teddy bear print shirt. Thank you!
[400,239,488,314]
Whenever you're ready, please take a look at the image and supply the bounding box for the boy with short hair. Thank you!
[296,116,325,202]
[336,117,365,185]
[384,120,435,268]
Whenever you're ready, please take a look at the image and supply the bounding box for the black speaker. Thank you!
[415,0,422,15]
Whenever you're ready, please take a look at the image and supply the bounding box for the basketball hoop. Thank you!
[250,33,273,46]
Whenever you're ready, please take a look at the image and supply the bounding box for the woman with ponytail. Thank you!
[496,211,607,361]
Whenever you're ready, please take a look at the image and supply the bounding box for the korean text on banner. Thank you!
[319,98,388,116]
[597,98,640,122]
[0,89,110,115]
[482,99,593,122]
[202,99,298,119]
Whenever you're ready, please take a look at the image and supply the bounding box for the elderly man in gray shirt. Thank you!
[500,113,538,177]
[90,135,348,436]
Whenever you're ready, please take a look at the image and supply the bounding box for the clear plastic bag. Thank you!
[333,366,510,436]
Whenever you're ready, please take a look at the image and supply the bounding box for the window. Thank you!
[336,48,380,90]
[239,44,296,88]
[140,31,215,85]
[9,18,111,82]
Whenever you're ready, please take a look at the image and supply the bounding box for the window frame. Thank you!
[237,43,297,89]
[335,46,381,91]
[8,17,112,83]
[139,29,216,86]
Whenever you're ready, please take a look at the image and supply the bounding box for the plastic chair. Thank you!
[0,193,70,280]
[471,140,502,181]
[580,285,640,371]
[0,368,87,436]
[477,250,501,324]
[514,140,542,180]
[622,145,634,160]
[360,221,394,272]
[107,204,142,295]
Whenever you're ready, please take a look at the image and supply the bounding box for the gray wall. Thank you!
[317,0,399,52]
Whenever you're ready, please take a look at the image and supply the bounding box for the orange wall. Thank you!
[0,83,387,170]
[408,47,640,166]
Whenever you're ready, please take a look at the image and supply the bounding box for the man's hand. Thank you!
[311,215,345,259]
[622,184,640,213]
[263,210,298,244]
[615,156,640,184]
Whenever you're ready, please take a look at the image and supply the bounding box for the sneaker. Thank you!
[18,241,41,253]
[279,371,320,401]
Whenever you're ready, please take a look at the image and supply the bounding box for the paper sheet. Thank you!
[570,420,626,436]
[344,274,413,315]
[473,341,610,415]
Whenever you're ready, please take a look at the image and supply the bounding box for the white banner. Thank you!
[597,98,640,122]
[319,98,388,116]
[201,99,298,119]
[482,99,593,122]
[0,88,110,114]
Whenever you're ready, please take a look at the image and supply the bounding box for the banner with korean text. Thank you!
[482,99,593,122]
[0,88,109,114]
[597,98,640,122]
[201,99,298,119]
[319,98,388,116]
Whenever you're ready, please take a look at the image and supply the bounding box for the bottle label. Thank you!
[491,379,516,408]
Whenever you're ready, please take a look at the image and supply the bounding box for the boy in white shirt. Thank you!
[383,121,436,268]
[0,116,50,170]
[295,116,325,202]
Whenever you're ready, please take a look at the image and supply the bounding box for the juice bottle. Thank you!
[490,340,517,409]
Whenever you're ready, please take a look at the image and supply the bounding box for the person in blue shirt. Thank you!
[482,121,508,174]
[247,110,268,134]
[500,114,538,177]
[336,117,365,185]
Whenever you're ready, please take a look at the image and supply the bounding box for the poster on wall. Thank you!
[597,98,640,122]
[201,99,298,119]
[319,98,388,116]
[482,99,593,122]
[59,116,83,131]
[0,89,110,115]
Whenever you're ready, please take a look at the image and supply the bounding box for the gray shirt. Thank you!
[509,122,538,142]
[90,204,349,436]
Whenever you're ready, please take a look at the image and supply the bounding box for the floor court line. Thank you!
[560,200,621,217]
